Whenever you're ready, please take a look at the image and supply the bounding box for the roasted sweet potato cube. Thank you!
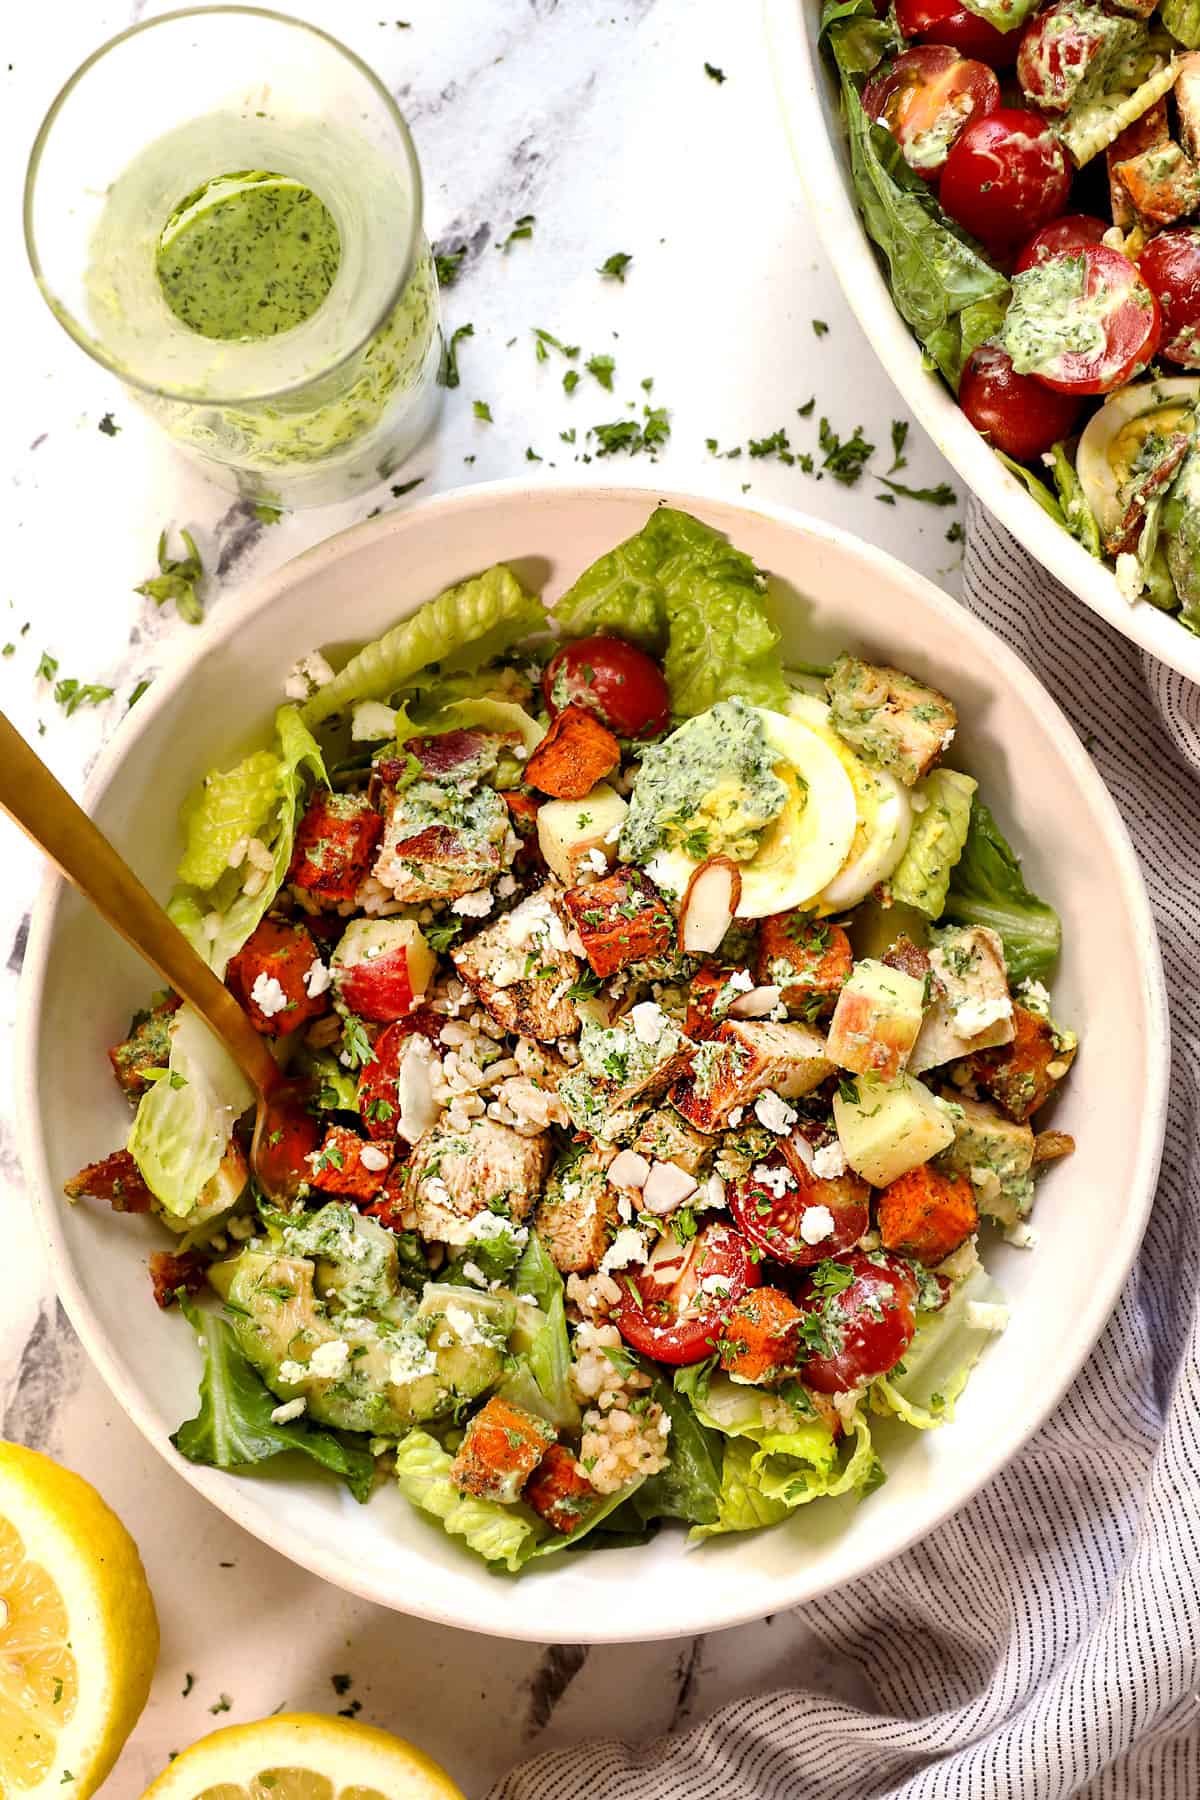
[1107,99,1169,228]
[149,1249,209,1310]
[1116,142,1200,229]
[525,705,621,800]
[450,1396,557,1503]
[718,1287,804,1385]
[64,1149,154,1213]
[877,1164,978,1266]
[563,867,673,978]
[756,915,851,1017]
[108,992,181,1103]
[288,790,383,906]
[973,1003,1077,1122]
[226,915,332,1036]
[525,1444,600,1535]
[686,965,732,1039]
[306,1125,394,1201]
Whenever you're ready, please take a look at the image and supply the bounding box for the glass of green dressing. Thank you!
[24,7,442,506]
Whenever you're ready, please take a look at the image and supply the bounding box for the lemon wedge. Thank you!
[0,1440,158,1798]
[140,1714,465,1800]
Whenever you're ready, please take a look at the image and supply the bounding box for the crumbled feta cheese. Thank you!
[444,1304,486,1346]
[727,1106,745,1128]
[452,888,495,918]
[278,1359,306,1386]
[812,1141,847,1181]
[754,1090,798,1135]
[351,700,398,742]
[583,847,609,875]
[1115,551,1141,603]
[953,995,1013,1036]
[617,1193,633,1223]
[270,1397,307,1424]
[700,1273,732,1297]
[461,1260,489,1288]
[250,972,289,1018]
[308,1339,350,1381]
[603,822,623,845]
[497,873,518,899]
[698,1172,727,1212]
[1004,1221,1039,1250]
[599,1227,650,1275]
[940,726,956,751]
[799,1204,836,1245]
[728,969,755,993]
[390,1336,438,1383]
[752,1161,797,1199]
[304,959,332,998]
[935,1236,980,1280]
[283,650,335,700]
[630,1001,668,1046]
[359,1143,390,1172]
[1018,978,1052,1017]
[228,1215,255,1242]
[609,1149,651,1190]
[965,1300,1010,1334]
[468,1211,529,1248]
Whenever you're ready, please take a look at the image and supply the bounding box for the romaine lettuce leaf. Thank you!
[171,1298,374,1501]
[690,1439,790,1540]
[1049,444,1103,557]
[888,767,977,916]
[508,1233,580,1433]
[996,452,1069,529]
[871,1261,1004,1428]
[177,749,282,890]
[128,1007,254,1219]
[552,507,789,716]
[521,1479,649,1562]
[943,799,1061,981]
[300,567,545,728]
[392,1429,540,1570]
[629,1374,723,1527]
[1163,0,1200,48]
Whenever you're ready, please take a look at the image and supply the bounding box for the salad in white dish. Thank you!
[65,507,1076,1568]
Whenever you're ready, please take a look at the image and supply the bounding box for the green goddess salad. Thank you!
[66,507,1077,1568]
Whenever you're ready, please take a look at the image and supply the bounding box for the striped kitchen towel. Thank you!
[489,502,1200,1799]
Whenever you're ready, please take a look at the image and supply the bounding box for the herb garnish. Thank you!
[53,678,114,716]
[876,476,956,506]
[439,322,474,389]
[36,651,58,682]
[135,528,205,625]
[818,419,874,486]
[434,245,467,287]
[473,400,493,423]
[499,214,535,251]
[812,319,829,338]
[946,520,965,543]
[585,352,615,391]
[391,477,425,498]
[98,413,120,436]
[534,328,580,362]
[890,420,909,471]
[597,251,632,281]
[590,406,670,457]
[704,62,727,82]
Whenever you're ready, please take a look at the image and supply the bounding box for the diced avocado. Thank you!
[833,1074,956,1186]
[938,1094,1035,1225]
[279,1202,404,1322]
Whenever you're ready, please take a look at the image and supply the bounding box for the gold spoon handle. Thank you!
[0,710,278,1096]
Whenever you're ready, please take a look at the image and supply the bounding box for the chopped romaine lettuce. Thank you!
[943,799,1061,981]
[508,1233,580,1433]
[690,1439,790,1539]
[171,1298,374,1501]
[176,749,282,890]
[996,453,1069,530]
[871,1262,1004,1428]
[300,567,545,728]
[1163,0,1200,47]
[553,507,789,716]
[127,1007,253,1219]
[888,767,977,916]
[628,1373,723,1527]
[392,1429,540,1570]
[1049,444,1103,558]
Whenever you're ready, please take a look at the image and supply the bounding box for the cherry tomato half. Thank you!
[862,45,1000,180]
[1015,213,1110,274]
[939,109,1071,250]
[895,0,1018,68]
[1017,1,1115,115]
[356,1011,441,1140]
[613,1222,761,1365]
[1011,246,1161,395]
[728,1149,870,1269]
[1139,228,1200,368]
[796,1252,918,1395]
[959,343,1083,460]
[542,634,671,739]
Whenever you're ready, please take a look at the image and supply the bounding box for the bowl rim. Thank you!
[15,477,1170,1641]
[762,0,1200,686]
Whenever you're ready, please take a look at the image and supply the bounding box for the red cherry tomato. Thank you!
[939,109,1071,249]
[1009,246,1161,394]
[796,1252,918,1395]
[613,1222,761,1366]
[1017,1,1116,114]
[862,45,1000,180]
[895,0,1018,67]
[356,1010,441,1140]
[727,1150,870,1269]
[959,343,1083,460]
[1015,213,1110,273]
[542,635,670,739]
[1139,228,1200,368]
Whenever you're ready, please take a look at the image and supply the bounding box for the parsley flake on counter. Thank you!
[54,678,114,716]
[890,420,909,471]
[499,214,535,251]
[438,322,474,390]
[331,1673,353,1696]
[135,527,205,625]
[560,426,577,444]
[877,493,896,505]
[797,397,815,418]
[946,520,965,543]
[704,62,727,82]
[2,644,13,657]
[563,369,581,395]
[434,245,467,287]
[811,319,829,338]
[253,501,283,525]
[818,418,874,486]
[97,412,120,436]
[534,327,580,362]
[876,476,956,506]
[36,651,58,681]
[748,429,794,464]
[473,400,493,423]
[585,352,615,392]
[182,1673,195,1698]
[704,439,742,459]
[209,1694,232,1715]
[597,251,632,282]
[526,447,542,462]
[391,477,425,498]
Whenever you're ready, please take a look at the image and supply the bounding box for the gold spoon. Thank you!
[0,710,319,1201]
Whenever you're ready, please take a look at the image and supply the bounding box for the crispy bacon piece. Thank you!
[882,935,932,985]
[562,866,673,977]
[524,1444,600,1535]
[288,790,383,906]
[372,729,500,794]
[524,705,620,800]
[226,915,331,1036]
[307,1124,395,1201]
[149,1249,209,1310]
[64,1150,153,1213]
[756,914,852,1017]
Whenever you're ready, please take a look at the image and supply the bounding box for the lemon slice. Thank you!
[0,1440,158,1798]
[140,1715,465,1800]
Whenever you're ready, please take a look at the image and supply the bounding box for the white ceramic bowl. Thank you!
[18,481,1167,1642]
[764,0,1200,684]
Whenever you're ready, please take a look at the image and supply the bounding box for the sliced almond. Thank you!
[609,1149,651,1191]
[396,1035,440,1144]
[677,856,742,957]
[642,1160,699,1215]
[727,983,783,1019]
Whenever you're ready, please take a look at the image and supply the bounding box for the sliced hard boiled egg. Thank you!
[1075,376,1200,536]
[785,691,913,910]
[647,707,857,920]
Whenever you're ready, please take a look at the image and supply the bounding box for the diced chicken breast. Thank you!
[452,887,581,1042]
[404,1116,552,1243]
[672,1019,833,1133]
[534,1146,620,1273]
[910,926,1014,1074]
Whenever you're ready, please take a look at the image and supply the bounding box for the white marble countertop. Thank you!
[0,2,957,1793]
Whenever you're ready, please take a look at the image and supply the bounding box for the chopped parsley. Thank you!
[597,251,632,281]
[423,917,463,953]
[590,406,670,457]
[209,1694,232,1715]
[890,420,909,472]
[811,319,829,337]
[534,327,580,362]
[585,352,615,391]
[253,501,283,525]
[182,1673,195,1698]
[340,1015,375,1071]
[391,477,425,498]
[434,245,467,287]
[97,412,120,436]
[809,1258,854,1297]
[473,400,493,423]
[135,527,205,625]
[35,651,58,681]
[837,1075,861,1105]
[331,1673,353,1695]
[526,446,542,462]
[748,429,794,464]
[797,397,816,417]
[438,322,474,390]
[875,476,956,506]
[704,62,727,82]
[946,520,965,544]
[818,419,874,487]
[499,213,535,251]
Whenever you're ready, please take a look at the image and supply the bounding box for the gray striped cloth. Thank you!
[489,502,1200,1799]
